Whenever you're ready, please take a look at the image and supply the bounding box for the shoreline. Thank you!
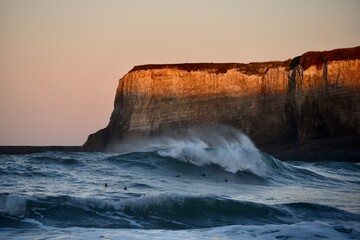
[0,146,82,155]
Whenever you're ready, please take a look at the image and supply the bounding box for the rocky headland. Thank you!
[83,46,360,161]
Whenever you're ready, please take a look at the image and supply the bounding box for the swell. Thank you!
[102,150,360,188]
[1,193,359,230]
[2,150,357,187]
[27,156,80,165]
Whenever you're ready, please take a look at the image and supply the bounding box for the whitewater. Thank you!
[1,126,359,239]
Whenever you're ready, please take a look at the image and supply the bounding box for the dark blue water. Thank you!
[1,128,360,239]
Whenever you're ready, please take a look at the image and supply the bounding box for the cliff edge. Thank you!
[83,46,360,161]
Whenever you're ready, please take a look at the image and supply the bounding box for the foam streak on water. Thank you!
[1,126,359,239]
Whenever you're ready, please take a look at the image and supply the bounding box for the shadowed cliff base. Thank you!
[83,46,360,162]
[262,134,360,162]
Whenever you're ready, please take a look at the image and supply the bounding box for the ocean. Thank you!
[1,127,359,239]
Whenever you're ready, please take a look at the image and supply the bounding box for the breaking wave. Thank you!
[110,125,276,177]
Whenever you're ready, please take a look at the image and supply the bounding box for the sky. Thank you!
[0,0,359,146]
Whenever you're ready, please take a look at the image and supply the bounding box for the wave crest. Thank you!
[112,125,270,176]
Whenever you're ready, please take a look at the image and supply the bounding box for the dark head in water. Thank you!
[124,186,127,190]
[104,183,108,188]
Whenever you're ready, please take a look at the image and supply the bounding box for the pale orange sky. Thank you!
[0,0,359,145]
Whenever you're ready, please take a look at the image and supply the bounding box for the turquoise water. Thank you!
[1,128,360,239]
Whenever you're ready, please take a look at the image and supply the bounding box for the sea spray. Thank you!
[110,125,269,176]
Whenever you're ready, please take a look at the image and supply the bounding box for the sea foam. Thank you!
[0,194,28,217]
[112,125,269,176]
[2,221,359,240]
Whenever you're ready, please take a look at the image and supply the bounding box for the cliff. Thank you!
[83,46,360,161]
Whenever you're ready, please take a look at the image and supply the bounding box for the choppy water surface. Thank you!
[1,127,360,239]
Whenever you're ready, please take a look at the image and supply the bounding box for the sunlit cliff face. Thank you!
[120,67,289,98]
[116,66,289,135]
[120,58,360,99]
[300,60,360,90]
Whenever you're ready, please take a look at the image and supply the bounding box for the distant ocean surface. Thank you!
[1,127,360,239]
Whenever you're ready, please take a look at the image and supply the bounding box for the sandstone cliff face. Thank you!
[83,47,360,160]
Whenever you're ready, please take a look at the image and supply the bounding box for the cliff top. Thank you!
[130,61,291,75]
[130,46,360,74]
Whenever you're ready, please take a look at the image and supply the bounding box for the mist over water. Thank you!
[1,125,360,239]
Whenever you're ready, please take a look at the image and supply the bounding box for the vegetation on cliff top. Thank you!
[131,46,360,74]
